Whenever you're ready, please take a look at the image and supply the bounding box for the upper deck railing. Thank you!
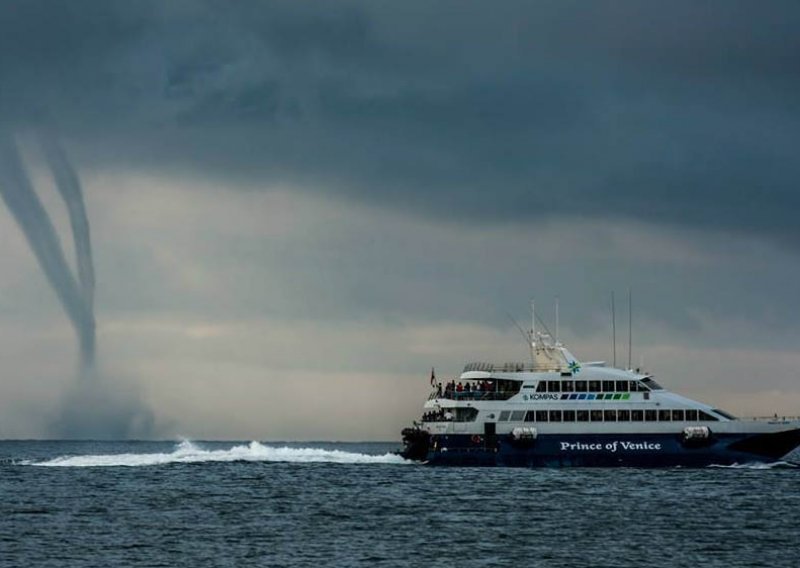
[463,361,570,373]
[428,390,519,402]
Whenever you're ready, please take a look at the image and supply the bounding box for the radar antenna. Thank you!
[505,300,560,366]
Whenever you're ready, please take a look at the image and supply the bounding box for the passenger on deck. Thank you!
[456,382,463,393]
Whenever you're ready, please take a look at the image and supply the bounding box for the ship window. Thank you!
[602,380,614,391]
[713,408,737,420]
[535,410,549,422]
[510,410,526,421]
[685,409,699,421]
[604,410,617,422]
[588,381,601,392]
[618,409,630,421]
[590,410,604,422]
[575,381,588,392]
[524,410,536,422]
[629,381,640,392]
[699,410,719,422]
[631,410,644,421]
[536,382,547,393]
[641,377,663,390]
[577,410,589,422]
[549,410,562,422]
[615,381,629,392]
[645,410,657,422]
[498,380,523,396]
[547,381,561,393]
[562,380,574,392]
[499,411,511,421]
[563,410,576,422]
[658,410,671,421]
[672,410,685,421]
[455,408,479,422]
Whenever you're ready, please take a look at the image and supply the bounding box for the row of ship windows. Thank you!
[535,380,648,393]
[498,409,719,423]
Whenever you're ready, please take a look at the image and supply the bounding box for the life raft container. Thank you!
[508,426,537,446]
[511,427,537,440]
[681,426,713,448]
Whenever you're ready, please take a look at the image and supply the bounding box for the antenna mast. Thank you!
[530,299,536,349]
[506,313,534,366]
[555,296,560,345]
[611,291,617,368]
[628,287,633,370]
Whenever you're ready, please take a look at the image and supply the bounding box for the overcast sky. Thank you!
[1,1,799,440]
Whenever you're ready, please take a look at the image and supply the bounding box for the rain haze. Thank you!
[1,1,799,440]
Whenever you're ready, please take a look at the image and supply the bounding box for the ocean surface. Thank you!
[1,440,798,567]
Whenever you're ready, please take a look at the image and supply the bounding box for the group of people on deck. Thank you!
[422,409,453,422]
[436,380,496,398]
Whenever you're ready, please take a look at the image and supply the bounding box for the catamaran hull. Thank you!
[402,429,800,467]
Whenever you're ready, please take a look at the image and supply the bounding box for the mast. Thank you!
[555,296,560,345]
[628,288,633,370]
[530,299,536,356]
[611,292,617,368]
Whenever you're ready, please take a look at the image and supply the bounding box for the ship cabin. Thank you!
[422,359,736,427]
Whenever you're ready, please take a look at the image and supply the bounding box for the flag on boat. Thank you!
[430,367,436,386]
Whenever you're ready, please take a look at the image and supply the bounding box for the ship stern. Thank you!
[400,427,430,462]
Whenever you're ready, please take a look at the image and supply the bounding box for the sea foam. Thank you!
[26,440,409,468]
[706,460,798,470]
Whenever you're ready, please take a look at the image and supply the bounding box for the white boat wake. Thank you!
[706,460,798,470]
[25,440,409,468]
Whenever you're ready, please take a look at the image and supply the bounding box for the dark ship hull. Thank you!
[400,427,800,467]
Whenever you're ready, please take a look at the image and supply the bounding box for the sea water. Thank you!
[1,440,798,567]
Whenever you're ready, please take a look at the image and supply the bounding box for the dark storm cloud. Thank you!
[2,1,800,243]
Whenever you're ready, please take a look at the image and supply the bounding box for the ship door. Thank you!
[483,422,497,450]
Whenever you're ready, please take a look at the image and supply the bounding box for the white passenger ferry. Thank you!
[400,326,800,467]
